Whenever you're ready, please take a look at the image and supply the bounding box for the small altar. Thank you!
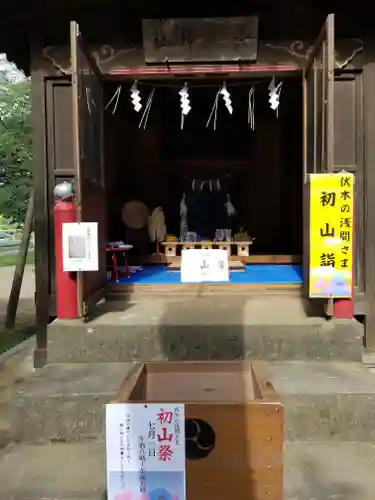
[161,240,253,258]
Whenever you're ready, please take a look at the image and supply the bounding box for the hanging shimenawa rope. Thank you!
[184,172,234,192]
[104,78,272,117]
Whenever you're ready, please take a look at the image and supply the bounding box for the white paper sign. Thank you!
[106,403,186,500]
[62,222,99,272]
[180,249,229,283]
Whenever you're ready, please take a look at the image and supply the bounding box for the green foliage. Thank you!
[0,70,32,224]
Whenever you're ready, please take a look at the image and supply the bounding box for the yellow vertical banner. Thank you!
[309,172,354,298]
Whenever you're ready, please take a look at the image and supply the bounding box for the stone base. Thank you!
[8,360,375,443]
[47,296,363,363]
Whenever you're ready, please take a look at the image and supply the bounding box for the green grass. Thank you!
[0,249,36,355]
[0,325,36,355]
[0,251,34,267]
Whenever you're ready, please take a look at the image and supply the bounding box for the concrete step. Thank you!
[0,337,35,447]
[8,361,375,443]
[47,297,363,363]
[0,440,374,500]
[0,418,10,448]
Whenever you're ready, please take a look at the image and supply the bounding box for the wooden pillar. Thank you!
[363,64,375,355]
[30,44,49,367]
[332,74,363,320]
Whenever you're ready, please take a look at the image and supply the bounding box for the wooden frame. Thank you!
[303,13,335,175]
[363,62,375,356]
[302,14,335,308]
[45,77,75,319]
[113,360,281,402]
[333,72,365,314]
[30,41,49,367]
[70,20,107,319]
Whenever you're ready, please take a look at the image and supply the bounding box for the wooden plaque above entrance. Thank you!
[142,17,258,64]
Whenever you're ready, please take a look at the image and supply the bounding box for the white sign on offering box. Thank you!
[180,248,230,283]
[106,403,186,500]
[62,222,99,272]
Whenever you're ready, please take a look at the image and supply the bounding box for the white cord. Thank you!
[105,86,122,115]
[247,86,255,130]
[138,88,155,129]
[206,90,220,130]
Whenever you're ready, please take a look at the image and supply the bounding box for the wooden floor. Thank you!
[108,255,303,298]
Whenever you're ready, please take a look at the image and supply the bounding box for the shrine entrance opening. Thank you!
[103,74,304,291]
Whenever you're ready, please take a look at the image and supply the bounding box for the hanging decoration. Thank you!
[180,193,188,241]
[268,77,283,116]
[179,82,191,130]
[138,88,155,130]
[148,206,167,255]
[225,194,237,217]
[206,89,220,130]
[220,83,233,115]
[130,81,142,112]
[206,82,234,130]
[85,87,96,114]
[105,85,122,115]
[247,86,255,130]
[104,78,285,127]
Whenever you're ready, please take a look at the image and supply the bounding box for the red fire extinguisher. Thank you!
[53,182,79,319]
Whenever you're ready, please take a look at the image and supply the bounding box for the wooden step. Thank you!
[107,282,303,298]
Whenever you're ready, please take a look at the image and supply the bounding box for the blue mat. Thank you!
[108,264,303,285]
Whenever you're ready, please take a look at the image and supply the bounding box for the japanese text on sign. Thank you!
[106,403,186,500]
[181,248,229,283]
[309,173,354,298]
[62,222,99,272]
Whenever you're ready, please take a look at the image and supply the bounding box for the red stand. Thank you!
[333,298,354,319]
[106,247,131,282]
[54,199,79,319]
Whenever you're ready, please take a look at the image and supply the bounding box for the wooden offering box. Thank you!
[113,361,283,500]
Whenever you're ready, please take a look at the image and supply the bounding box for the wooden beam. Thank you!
[110,64,298,78]
[107,282,303,298]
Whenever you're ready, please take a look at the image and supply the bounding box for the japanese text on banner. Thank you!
[309,173,354,298]
[106,403,186,500]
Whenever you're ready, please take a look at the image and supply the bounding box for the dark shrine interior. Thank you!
[104,76,303,258]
